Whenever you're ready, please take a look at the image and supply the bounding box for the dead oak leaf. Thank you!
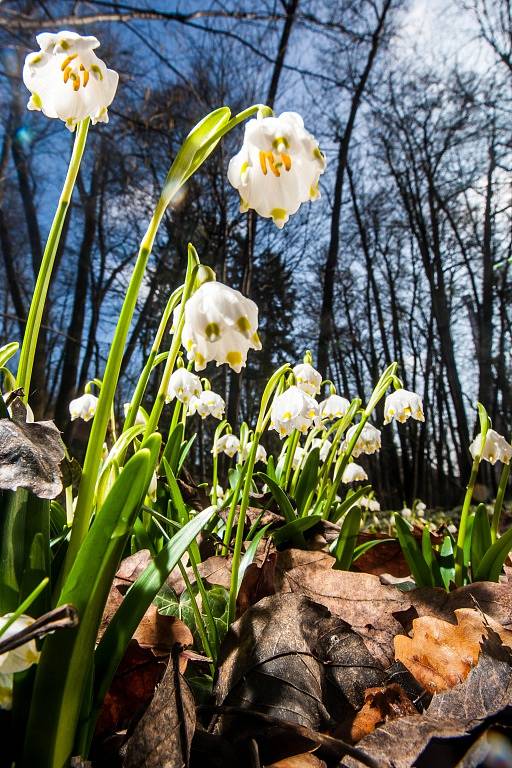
[394,608,512,694]
[0,417,65,499]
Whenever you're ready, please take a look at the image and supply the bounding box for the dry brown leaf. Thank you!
[394,608,512,694]
[335,684,418,744]
[265,754,326,768]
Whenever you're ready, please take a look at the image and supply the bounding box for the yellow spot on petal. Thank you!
[236,316,251,337]
[205,322,220,341]
[271,208,287,222]
[91,64,103,81]
[227,351,243,367]
[195,352,205,366]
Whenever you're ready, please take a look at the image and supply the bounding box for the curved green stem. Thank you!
[17,119,90,398]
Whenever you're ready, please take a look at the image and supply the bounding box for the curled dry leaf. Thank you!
[394,608,512,694]
[335,684,418,744]
[122,649,196,768]
[266,754,326,768]
[0,416,65,498]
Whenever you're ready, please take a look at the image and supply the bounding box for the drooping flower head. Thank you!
[181,281,261,373]
[293,362,322,397]
[212,434,240,458]
[319,394,350,421]
[23,31,119,130]
[469,429,512,465]
[69,393,98,422]
[341,462,368,484]
[346,423,381,458]
[228,111,326,228]
[311,437,332,462]
[166,368,202,404]
[238,441,267,464]
[123,403,147,426]
[188,390,225,420]
[384,388,425,425]
[270,385,318,438]
[0,613,40,710]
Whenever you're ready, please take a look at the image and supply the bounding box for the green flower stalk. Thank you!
[17,119,90,398]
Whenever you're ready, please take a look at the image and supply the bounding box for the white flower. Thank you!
[166,368,202,404]
[0,615,40,674]
[228,110,326,228]
[447,523,457,535]
[212,485,228,503]
[270,385,319,438]
[311,437,332,462]
[147,472,158,502]
[341,462,368,484]
[123,403,147,426]
[188,390,225,420]
[69,393,98,422]
[360,497,380,512]
[401,507,412,519]
[23,31,119,131]
[293,362,322,396]
[346,423,381,458]
[416,500,426,518]
[212,434,240,458]
[291,445,306,470]
[181,281,261,373]
[238,442,267,464]
[319,394,350,421]
[469,429,512,465]
[384,388,424,425]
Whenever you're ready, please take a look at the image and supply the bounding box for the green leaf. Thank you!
[352,537,394,562]
[471,504,492,574]
[164,422,184,475]
[329,484,372,523]
[176,433,196,477]
[23,448,155,768]
[0,341,19,369]
[333,507,361,570]
[272,515,321,547]
[294,447,320,516]
[89,505,216,748]
[238,524,271,591]
[421,524,443,587]
[256,472,296,523]
[395,515,433,587]
[439,535,455,590]
[474,524,512,583]
[266,455,277,483]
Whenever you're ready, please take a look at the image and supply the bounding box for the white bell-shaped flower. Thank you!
[293,362,322,396]
[188,390,225,420]
[311,437,332,462]
[123,403,147,426]
[212,434,240,458]
[0,615,40,675]
[416,500,426,518]
[69,393,98,422]
[270,385,318,438]
[238,442,267,464]
[319,394,350,421]
[181,281,261,373]
[384,388,424,425]
[346,423,381,458]
[341,462,368,484]
[291,445,306,470]
[23,31,119,131]
[469,429,512,465]
[147,472,158,503]
[360,497,380,512]
[228,111,326,228]
[166,368,202,404]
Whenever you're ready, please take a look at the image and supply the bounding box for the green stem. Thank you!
[228,433,260,624]
[491,462,510,543]
[283,430,300,490]
[17,119,90,398]
[63,196,167,580]
[455,458,480,586]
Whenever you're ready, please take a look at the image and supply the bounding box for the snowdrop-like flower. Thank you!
[469,429,512,465]
[311,437,332,462]
[415,500,426,518]
[293,362,322,397]
[341,462,368,484]
[228,111,326,228]
[238,442,267,464]
[0,613,40,709]
[188,390,225,420]
[212,434,240,458]
[319,394,350,421]
[69,393,98,422]
[270,385,318,438]
[361,497,380,512]
[181,281,261,373]
[401,507,412,519]
[212,485,228,504]
[123,403,147,426]
[166,368,202,404]
[384,389,424,425]
[346,423,381,458]
[147,472,158,503]
[291,445,306,470]
[23,31,119,131]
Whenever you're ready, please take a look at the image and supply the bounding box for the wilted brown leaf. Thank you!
[394,608,512,694]
[265,754,326,768]
[0,416,65,498]
[123,649,196,768]
[335,684,418,744]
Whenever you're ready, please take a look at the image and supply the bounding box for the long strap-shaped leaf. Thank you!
[22,445,156,768]
[86,505,216,751]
